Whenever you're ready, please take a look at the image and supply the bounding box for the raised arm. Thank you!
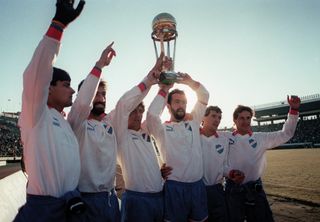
[146,82,173,162]
[112,53,164,139]
[68,42,115,130]
[20,0,85,129]
[177,73,209,124]
[260,95,301,149]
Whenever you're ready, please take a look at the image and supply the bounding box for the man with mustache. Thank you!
[15,1,85,221]
[68,43,119,222]
[147,74,209,222]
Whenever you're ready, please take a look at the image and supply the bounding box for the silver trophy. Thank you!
[152,13,181,85]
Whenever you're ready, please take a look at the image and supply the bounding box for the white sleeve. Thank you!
[68,72,100,131]
[191,83,209,125]
[112,81,151,145]
[259,113,299,150]
[20,36,60,129]
[146,93,167,162]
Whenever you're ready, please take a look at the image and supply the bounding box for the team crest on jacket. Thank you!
[103,123,113,135]
[215,144,224,154]
[249,138,257,148]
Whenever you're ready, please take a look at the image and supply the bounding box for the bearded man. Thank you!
[147,73,209,222]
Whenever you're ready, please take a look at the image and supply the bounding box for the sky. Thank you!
[0,0,319,128]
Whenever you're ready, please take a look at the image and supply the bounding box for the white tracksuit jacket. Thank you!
[227,112,299,183]
[111,80,163,192]
[201,131,229,186]
[147,84,209,183]
[68,70,117,192]
[19,33,80,197]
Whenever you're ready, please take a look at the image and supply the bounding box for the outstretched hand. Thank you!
[95,42,116,69]
[287,95,301,110]
[147,52,164,85]
[176,72,193,85]
[53,0,85,26]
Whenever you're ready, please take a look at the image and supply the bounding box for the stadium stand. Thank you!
[252,94,320,148]
[0,114,22,157]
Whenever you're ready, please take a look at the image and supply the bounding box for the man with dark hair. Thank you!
[110,53,166,221]
[201,106,230,222]
[227,96,301,222]
[147,73,209,222]
[51,67,71,86]
[16,1,85,221]
[167,89,184,105]
[201,105,245,222]
[204,105,222,117]
[232,105,254,122]
[67,42,119,222]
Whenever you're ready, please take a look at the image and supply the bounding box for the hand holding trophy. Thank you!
[152,13,182,85]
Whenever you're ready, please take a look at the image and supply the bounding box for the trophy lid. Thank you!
[152,12,177,42]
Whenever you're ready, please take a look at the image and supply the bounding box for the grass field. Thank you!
[263,148,320,205]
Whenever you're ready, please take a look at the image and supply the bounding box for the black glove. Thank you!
[53,0,85,26]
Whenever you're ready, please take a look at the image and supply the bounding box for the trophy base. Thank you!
[159,71,181,85]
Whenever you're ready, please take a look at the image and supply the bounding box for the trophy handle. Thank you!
[160,37,165,55]
[159,71,182,85]
[158,35,168,72]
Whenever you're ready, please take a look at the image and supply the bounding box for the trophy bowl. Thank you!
[152,13,177,42]
[151,12,179,85]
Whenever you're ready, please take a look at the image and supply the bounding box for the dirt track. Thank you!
[269,195,320,222]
